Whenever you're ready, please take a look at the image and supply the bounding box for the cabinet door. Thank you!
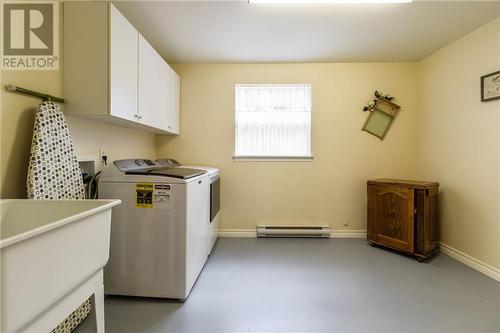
[109,4,138,122]
[138,34,170,131]
[168,68,180,134]
[415,188,439,256]
[370,185,414,253]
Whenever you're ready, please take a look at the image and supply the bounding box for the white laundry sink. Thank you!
[0,199,121,333]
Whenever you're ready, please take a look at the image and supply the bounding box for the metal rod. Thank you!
[5,84,66,103]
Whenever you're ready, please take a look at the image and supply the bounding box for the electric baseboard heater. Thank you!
[257,225,330,238]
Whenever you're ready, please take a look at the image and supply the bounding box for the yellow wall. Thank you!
[417,17,500,269]
[1,70,60,198]
[65,116,156,165]
[0,4,156,199]
[157,63,420,232]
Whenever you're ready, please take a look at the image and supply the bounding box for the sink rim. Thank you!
[0,199,121,249]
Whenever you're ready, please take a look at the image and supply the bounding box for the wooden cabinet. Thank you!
[367,179,439,261]
[64,2,180,135]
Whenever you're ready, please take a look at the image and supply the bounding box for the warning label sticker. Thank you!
[136,183,154,208]
[136,183,172,209]
[154,189,171,209]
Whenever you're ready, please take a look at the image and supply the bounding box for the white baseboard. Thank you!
[439,242,500,282]
[218,229,367,239]
[330,230,367,238]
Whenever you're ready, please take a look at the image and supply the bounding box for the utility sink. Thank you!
[1,199,121,333]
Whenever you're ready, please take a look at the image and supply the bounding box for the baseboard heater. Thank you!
[257,225,330,238]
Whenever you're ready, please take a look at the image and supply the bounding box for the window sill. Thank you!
[232,156,314,162]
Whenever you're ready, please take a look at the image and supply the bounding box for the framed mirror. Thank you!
[362,98,401,140]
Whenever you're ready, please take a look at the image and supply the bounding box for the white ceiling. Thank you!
[114,1,500,63]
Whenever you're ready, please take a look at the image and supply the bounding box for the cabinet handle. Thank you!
[133,114,138,118]
[138,115,143,119]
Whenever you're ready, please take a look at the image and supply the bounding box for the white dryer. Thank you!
[156,159,220,255]
[98,159,208,300]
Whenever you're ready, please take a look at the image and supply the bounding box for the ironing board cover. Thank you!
[27,101,85,200]
[26,101,89,333]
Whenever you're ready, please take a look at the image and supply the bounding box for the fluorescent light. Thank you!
[249,0,414,4]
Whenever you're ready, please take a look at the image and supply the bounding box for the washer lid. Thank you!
[179,165,220,176]
[125,167,206,179]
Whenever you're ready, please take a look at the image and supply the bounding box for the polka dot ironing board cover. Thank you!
[27,101,85,200]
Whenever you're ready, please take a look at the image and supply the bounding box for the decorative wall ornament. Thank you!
[362,97,401,140]
[362,90,394,112]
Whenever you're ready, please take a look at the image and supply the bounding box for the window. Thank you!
[234,84,312,158]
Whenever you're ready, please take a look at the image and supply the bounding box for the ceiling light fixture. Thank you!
[249,0,414,4]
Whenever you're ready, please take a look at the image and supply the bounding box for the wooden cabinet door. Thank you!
[138,34,170,131]
[415,188,439,256]
[168,67,180,134]
[109,4,138,122]
[369,185,415,253]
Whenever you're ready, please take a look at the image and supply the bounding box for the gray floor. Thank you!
[76,238,500,333]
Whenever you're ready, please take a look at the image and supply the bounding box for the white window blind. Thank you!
[235,84,312,158]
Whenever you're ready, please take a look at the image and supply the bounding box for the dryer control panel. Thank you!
[114,159,160,172]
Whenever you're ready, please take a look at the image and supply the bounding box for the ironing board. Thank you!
[27,101,91,332]
[27,101,85,200]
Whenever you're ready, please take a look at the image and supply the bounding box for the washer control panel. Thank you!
[114,159,160,172]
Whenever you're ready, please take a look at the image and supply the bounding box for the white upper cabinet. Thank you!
[110,5,138,123]
[64,2,180,135]
[138,35,170,131]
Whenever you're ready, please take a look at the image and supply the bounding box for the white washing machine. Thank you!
[98,159,209,300]
[156,159,220,255]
